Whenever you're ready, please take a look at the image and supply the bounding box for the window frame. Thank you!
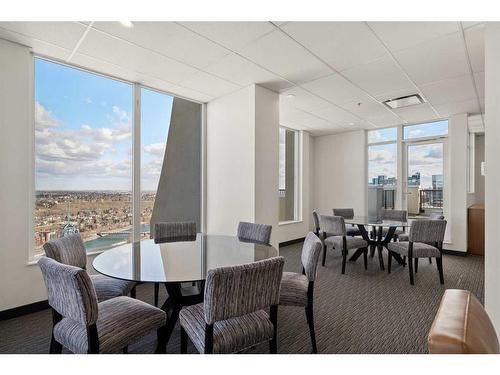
[29,55,206,261]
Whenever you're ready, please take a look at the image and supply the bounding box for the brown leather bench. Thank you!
[428,289,500,353]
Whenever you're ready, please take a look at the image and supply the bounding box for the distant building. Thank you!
[432,174,443,189]
[377,175,386,185]
[408,172,421,187]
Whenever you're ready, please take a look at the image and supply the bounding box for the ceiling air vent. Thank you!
[383,94,424,109]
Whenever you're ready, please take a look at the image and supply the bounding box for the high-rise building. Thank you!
[432,174,444,189]
[408,172,421,187]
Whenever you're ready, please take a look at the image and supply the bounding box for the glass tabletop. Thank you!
[344,215,412,228]
[92,234,278,283]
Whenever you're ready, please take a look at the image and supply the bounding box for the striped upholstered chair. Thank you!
[333,208,361,237]
[387,219,447,285]
[398,213,444,242]
[279,232,322,353]
[379,209,407,241]
[312,211,320,236]
[43,234,136,302]
[319,215,368,273]
[179,256,285,354]
[38,256,167,354]
[237,221,272,245]
[152,221,198,307]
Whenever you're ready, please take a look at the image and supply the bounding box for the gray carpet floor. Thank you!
[0,242,484,354]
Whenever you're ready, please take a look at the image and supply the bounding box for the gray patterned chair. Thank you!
[379,209,407,241]
[152,221,198,307]
[312,211,320,236]
[38,256,167,354]
[43,234,136,302]
[319,215,368,273]
[237,221,272,245]
[398,213,444,242]
[179,256,285,354]
[386,219,447,285]
[279,232,322,353]
[333,208,361,237]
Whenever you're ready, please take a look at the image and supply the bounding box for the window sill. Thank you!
[279,220,303,226]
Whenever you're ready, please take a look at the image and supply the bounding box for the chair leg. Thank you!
[429,257,432,264]
[305,303,318,354]
[49,335,62,354]
[180,326,188,354]
[269,305,278,354]
[363,248,368,270]
[369,244,375,258]
[403,256,407,267]
[123,346,128,354]
[414,258,419,273]
[154,283,159,307]
[408,256,414,285]
[155,325,167,354]
[341,249,347,274]
[130,286,136,299]
[322,244,327,266]
[377,246,385,271]
[387,251,392,274]
[436,257,444,284]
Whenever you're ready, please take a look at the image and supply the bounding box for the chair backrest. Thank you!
[38,256,98,326]
[381,209,407,221]
[154,221,197,242]
[429,212,445,220]
[203,257,285,324]
[333,208,354,219]
[312,211,320,232]
[409,219,447,243]
[301,232,322,281]
[43,234,87,269]
[428,289,500,354]
[319,215,346,236]
[237,221,272,245]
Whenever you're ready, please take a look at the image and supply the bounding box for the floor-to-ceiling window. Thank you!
[279,127,300,222]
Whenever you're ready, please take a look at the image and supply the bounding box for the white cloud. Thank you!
[35,102,59,129]
[112,105,130,122]
[84,97,92,104]
[143,142,166,157]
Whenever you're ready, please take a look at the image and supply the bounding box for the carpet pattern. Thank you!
[0,243,484,354]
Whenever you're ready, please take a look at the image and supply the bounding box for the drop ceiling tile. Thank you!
[434,99,480,117]
[280,87,330,112]
[281,22,387,71]
[77,29,198,84]
[375,88,420,103]
[394,33,469,85]
[314,105,361,124]
[474,71,484,98]
[91,22,230,69]
[341,56,414,96]
[420,75,476,106]
[239,30,332,84]
[366,112,402,127]
[301,73,369,105]
[392,103,438,123]
[339,97,393,120]
[367,22,459,52]
[0,22,86,50]
[180,22,275,51]
[179,70,241,98]
[464,24,485,73]
[204,52,292,91]
[280,106,338,131]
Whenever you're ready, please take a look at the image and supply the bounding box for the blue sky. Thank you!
[35,58,173,191]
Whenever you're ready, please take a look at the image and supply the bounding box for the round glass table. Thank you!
[93,234,278,347]
[343,216,412,270]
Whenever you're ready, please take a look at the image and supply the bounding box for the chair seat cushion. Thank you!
[179,303,274,354]
[90,274,136,302]
[387,241,441,258]
[398,233,409,241]
[279,272,308,307]
[53,296,166,353]
[346,226,361,236]
[325,236,368,250]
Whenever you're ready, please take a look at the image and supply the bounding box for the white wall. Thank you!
[484,22,500,335]
[313,130,367,217]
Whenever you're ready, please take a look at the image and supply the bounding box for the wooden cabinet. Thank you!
[468,204,485,255]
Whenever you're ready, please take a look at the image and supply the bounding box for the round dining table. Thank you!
[93,234,278,347]
[343,216,412,270]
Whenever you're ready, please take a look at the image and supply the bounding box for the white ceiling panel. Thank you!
[179,70,241,98]
[314,105,361,125]
[91,22,230,69]
[301,73,369,105]
[281,22,387,71]
[392,103,439,123]
[464,24,485,73]
[474,71,485,98]
[280,87,330,112]
[368,22,459,52]
[180,22,275,51]
[77,29,198,85]
[394,32,469,85]
[340,97,394,120]
[366,111,402,127]
[420,75,476,106]
[341,56,414,96]
[239,30,331,84]
[204,53,292,91]
[280,106,339,131]
[434,99,480,117]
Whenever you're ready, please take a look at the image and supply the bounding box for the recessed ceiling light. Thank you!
[286,94,295,98]
[383,94,424,109]
[119,21,134,28]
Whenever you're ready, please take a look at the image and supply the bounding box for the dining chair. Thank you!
[237,221,272,245]
[279,232,322,353]
[386,219,447,285]
[38,256,167,354]
[379,209,407,241]
[319,215,368,274]
[312,210,320,236]
[43,234,136,302]
[152,221,198,307]
[333,208,361,237]
[179,256,285,354]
